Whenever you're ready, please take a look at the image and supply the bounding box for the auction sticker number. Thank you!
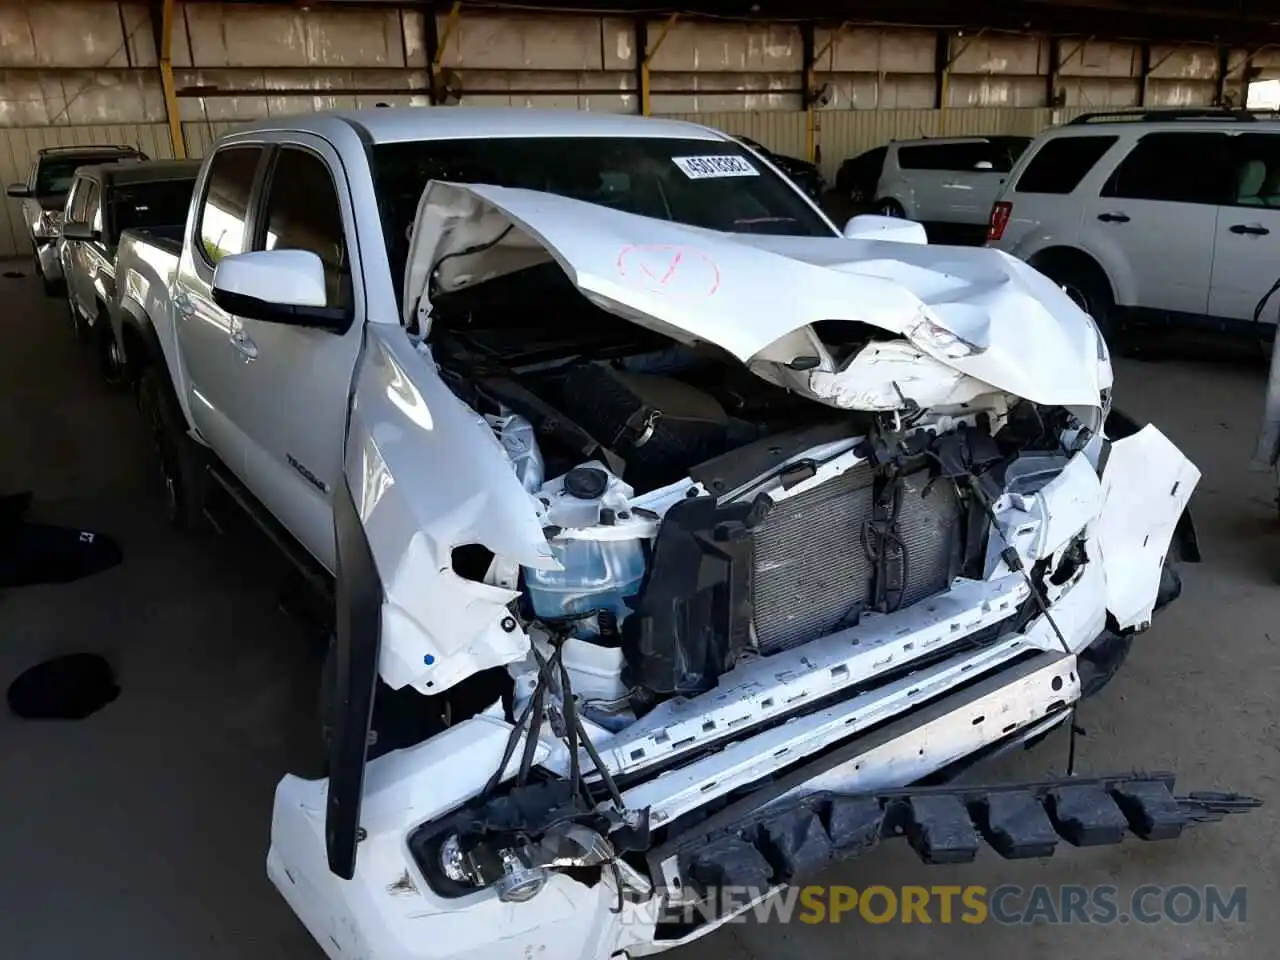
[672,155,760,179]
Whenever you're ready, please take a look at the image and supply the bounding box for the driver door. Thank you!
[220,138,366,573]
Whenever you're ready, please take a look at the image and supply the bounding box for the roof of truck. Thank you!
[76,159,202,186]
[230,106,728,145]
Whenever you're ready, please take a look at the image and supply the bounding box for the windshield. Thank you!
[111,178,197,234]
[35,154,142,196]
[372,136,835,299]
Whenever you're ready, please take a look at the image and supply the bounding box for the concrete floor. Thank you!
[0,264,1276,959]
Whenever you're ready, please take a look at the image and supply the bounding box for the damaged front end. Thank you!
[267,186,1249,960]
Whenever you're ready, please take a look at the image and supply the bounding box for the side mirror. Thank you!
[842,214,928,245]
[211,249,350,332]
[7,183,31,199]
[973,160,995,171]
[61,221,100,242]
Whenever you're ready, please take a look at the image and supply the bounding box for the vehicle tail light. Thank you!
[987,201,1012,242]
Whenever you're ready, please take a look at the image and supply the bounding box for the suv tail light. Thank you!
[988,201,1012,242]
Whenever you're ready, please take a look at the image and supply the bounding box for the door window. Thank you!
[1102,132,1233,205]
[1223,134,1280,208]
[258,147,352,311]
[1014,136,1118,194]
[196,146,263,265]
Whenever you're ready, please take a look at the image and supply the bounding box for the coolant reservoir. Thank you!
[525,464,649,639]
[525,538,646,638]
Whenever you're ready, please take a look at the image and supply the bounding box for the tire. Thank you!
[1035,256,1116,341]
[95,316,126,390]
[1077,630,1132,700]
[875,198,906,218]
[137,365,209,532]
[66,290,89,342]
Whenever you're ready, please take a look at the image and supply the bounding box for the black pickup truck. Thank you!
[57,158,200,383]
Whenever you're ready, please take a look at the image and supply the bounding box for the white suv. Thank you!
[836,136,1030,241]
[988,109,1280,339]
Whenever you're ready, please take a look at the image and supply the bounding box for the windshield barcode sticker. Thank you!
[672,155,760,179]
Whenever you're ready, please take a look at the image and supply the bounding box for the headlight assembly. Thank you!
[905,314,986,360]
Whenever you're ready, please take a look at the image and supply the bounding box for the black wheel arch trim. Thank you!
[1105,408,1201,563]
[115,301,165,376]
[326,474,384,880]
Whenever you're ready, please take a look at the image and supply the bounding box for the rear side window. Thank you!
[112,178,198,233]
[898,143,992,171]
[1102,132,1232,206]
[197,146,263,265]
[1225,133,1280,207]
[1014,136,1118,194]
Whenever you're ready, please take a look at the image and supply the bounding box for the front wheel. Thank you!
[96,320,126,389]
[65,290,89,342]
[137,365,209,532]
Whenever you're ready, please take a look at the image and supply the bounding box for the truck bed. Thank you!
[122,224,183,258]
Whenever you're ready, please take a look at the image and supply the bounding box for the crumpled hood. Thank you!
[406,182,1105,409]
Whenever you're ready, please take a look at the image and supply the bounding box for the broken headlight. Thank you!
[433,830,550,902]
[905,314,985,360]
[423,821,619,903]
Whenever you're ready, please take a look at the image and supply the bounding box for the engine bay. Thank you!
[424,263,1096,731]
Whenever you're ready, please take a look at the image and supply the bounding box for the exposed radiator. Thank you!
[751,465,963,655]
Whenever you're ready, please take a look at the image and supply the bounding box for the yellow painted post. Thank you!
[641,13,680,117]
[808,23,846,164]
[435,1,461,72]
[160,0,185,159]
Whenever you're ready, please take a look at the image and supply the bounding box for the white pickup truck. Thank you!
[108,108,1249,960]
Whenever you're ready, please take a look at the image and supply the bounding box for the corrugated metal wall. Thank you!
[0,105,1097,257]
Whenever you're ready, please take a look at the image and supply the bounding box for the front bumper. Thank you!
[267,425,1207,960]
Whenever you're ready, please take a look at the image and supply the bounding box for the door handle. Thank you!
[229,327,258,362]
[1097,212,1131,223]
[1229,223,1270,236]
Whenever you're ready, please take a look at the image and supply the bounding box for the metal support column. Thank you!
[940,29,983,135]
[423,1,441,105]
[1046,36,1061,107]
[640,13,679,117]
[807,22,845,166]
[1215,44,1229,105]
[1138,43,1152,107]
[432,0,461,103]
[156,0,185,159]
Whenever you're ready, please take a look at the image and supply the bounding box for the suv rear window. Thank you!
[1014,136,1118,194]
